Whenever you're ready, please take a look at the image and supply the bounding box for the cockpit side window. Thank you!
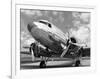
[48,24,52,28]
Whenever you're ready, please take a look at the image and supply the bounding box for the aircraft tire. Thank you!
[75,60,80,67]
[40,61,46,68]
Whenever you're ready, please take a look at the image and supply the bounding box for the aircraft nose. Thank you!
[27,22,36,32]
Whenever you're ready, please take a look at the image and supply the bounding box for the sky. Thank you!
[20,9,90,51]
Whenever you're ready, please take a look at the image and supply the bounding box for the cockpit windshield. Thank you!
[39,21,48,25]
[39,20,52,28]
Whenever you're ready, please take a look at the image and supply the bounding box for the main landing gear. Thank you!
[40,60,46,68]
[72,57,81,67]
[39,57,49,68]
[75,60,81,67]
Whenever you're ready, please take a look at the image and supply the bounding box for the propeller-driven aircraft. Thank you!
[27,20,86,68]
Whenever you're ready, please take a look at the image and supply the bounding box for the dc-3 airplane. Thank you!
[27,20,87,68]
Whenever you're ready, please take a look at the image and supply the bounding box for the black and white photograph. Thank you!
[20,8,90,69]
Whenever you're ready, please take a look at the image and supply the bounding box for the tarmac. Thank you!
[20,53,90,69]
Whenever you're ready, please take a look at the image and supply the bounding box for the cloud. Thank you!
[70,27,90,46]
[80,13,90,23]
[52,11,59,16]
[25,38,35,45]
[72,20,81,27]
[36,11,43,16]
[21,31,35,45]
[72,12,80,18]
[58,12,64,23]
[72,12,90,24]
[21,9,35,15]
[21,9,42,16]
[70,12,91,47]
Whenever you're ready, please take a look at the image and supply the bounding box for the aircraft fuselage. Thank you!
[27,20,67,53]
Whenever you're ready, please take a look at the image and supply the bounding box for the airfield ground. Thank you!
[20,52,90,69]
